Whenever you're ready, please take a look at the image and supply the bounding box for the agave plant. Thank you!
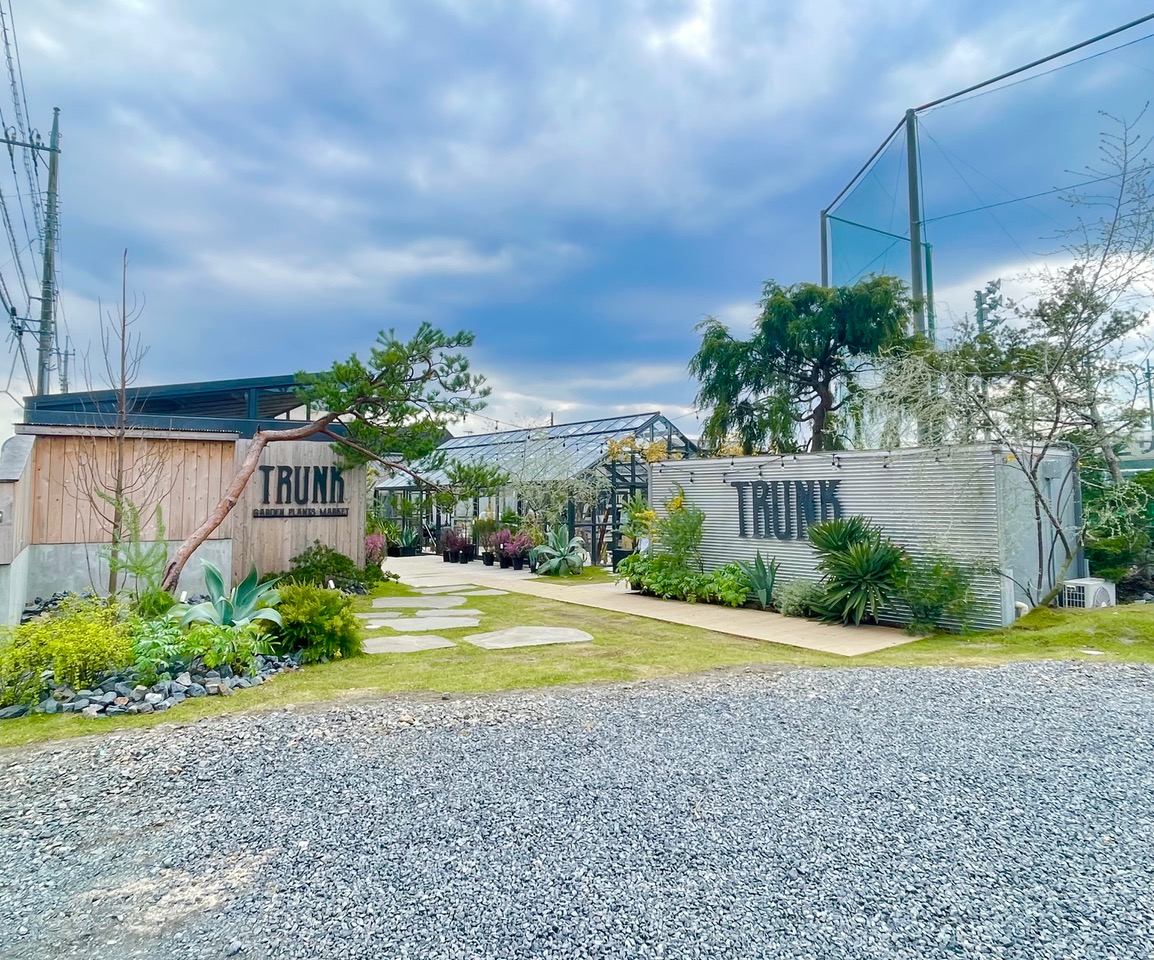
[530,526,587,576]
[819,538,907,625]
[736,551,779,610]
[172,560,283,628]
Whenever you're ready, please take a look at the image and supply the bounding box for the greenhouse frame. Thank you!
[373,412,696,564]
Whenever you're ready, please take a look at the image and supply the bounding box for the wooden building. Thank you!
[0,376,365,623]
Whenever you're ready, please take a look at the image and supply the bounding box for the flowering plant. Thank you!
[490,528,512,555]
[505,531,533,557]
[364,533,385,564]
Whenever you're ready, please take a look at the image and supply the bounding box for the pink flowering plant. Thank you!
[364,533,384,564]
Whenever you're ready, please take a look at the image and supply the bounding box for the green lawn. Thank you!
[1,582,1151,750]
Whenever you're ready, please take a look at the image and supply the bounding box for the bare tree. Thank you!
[68,251,172,595]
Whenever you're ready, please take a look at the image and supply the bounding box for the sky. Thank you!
[2,0,1153,439]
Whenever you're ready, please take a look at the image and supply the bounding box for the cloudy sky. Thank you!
[3,0,1153,437]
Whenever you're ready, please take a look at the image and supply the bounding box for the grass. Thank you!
[2,580,1151,750]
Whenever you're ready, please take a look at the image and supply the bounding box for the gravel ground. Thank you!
[1,662,1152,960]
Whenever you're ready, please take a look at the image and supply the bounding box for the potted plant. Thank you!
[398,527,422,557]
[614,493,656,571]
[439,528,455,563]
[382,521,402,558]
[489,529,511,568]
[508,531,533,571]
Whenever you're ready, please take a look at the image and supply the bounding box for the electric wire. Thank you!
[0,0,41,242]
[5,0,41,230]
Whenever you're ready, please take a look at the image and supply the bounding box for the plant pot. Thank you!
[442,551,452,563]
[464,546,476,562]
[458,552,470,563]
[482,553,494,566]
[449,550,460,562]
[400,547,419,557]
[387,546,401,558]
[629,580,641,592]
[512,556,526,571]
[611,548,632,572]
[499,555,512,569]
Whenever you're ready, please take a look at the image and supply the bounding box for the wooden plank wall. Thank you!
[230,439,366,580]
[30,435,235,544]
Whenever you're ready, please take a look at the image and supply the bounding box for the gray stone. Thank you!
[144,693,165,705]
[382,617,480,632]
[80,704,102,718]
[463,626,594,649]
[61,701,83,713]
[104,706,127,716]
[414,608,483,618]
[371,596,468,609]
[362,635,456,654]
[205,670,221,679]
[76,689,95,699]
[114,682,135,698]
[151,681,172,697]
[127,702,154,715]
[171,682,188,694]
[0,704,29,720]
[220,665,234,679]
[70,699,90,711]
[100,691,118,705]
[234,678,252,688]
[154,700,169,712]
[51,685,75,701]
[38,697,59,715]
[99,679,119,694]
[414,584,477,594]
[175,672,192,687]
[170,692,186,704]
[218,682,235,697]
[187,683,207,698]
[205,682,221,696]
[131,685,148,702]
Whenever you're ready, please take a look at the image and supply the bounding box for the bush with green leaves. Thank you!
[134,588,176,620]
[808,516,907,625]
[706,562,751,607]
[272,583,362,663]
[775,579,826,618]
[615,550,650,585]
[0,596,134,706]
[899,554,979,634]
[186,622,269,675]
[655,490,705,572]
[130,615,191,686]
[737,552,778,610]
[531,527,587,576]
[286,540,384,591]
[172,561,282,629]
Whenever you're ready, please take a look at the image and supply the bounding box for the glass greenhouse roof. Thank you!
[376,412,692,489]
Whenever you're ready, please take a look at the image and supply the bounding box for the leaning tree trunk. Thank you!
[161,417,336,593]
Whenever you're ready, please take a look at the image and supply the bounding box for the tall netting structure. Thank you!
[822,14,1154,344]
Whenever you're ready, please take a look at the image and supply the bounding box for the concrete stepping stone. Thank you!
[456,589,508,597]
[463,627,593,649]
[384,617,480,632]
[415,584,477,594]
[372,596,467,609]
[356,611,404,619]
[363,635,455,654]
[414,608,482,618]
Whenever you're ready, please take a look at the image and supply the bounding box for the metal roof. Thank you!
[376,411,693,489]
[21,374,335,438]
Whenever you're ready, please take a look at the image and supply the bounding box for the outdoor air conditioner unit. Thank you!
[1063,578,1117,609]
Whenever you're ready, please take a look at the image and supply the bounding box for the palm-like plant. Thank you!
[736,551,779,610]
[530,527,587,576]
[172,560,283,628]
[808,517,906,625]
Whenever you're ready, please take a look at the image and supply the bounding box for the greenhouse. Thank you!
[373,412,696,565]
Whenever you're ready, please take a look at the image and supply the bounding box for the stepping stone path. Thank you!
[463,627,593,650]
[457,589,508,596]
[415,608,482,618]
[414,585,476,594]
[384,617,480,632]
[356,611,404,620]
[363,635,455,654]
[372,596,467,609]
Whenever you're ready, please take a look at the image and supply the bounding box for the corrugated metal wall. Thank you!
[651,446,1021,630]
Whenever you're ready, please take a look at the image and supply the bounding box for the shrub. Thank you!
[0,596,134,705]
[364,533,385,565]
[899,554,979,634]
[615,551,649,584]
[706,562,751,607]
[134,588,176,620]
[273,583,362,663]
[775,579,826,619]
[287,541,383,591]
[185,622,269,675]
[130,615,190,686]
[655,489,705,572]
[809,517,907,625]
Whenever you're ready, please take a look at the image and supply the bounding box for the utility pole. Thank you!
[905,109,925,337]
[1,106,60,396]
[1146,359,1153,451]
[36,108,60,396]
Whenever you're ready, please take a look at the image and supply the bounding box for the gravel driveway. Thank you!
[2,662,1152,960]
